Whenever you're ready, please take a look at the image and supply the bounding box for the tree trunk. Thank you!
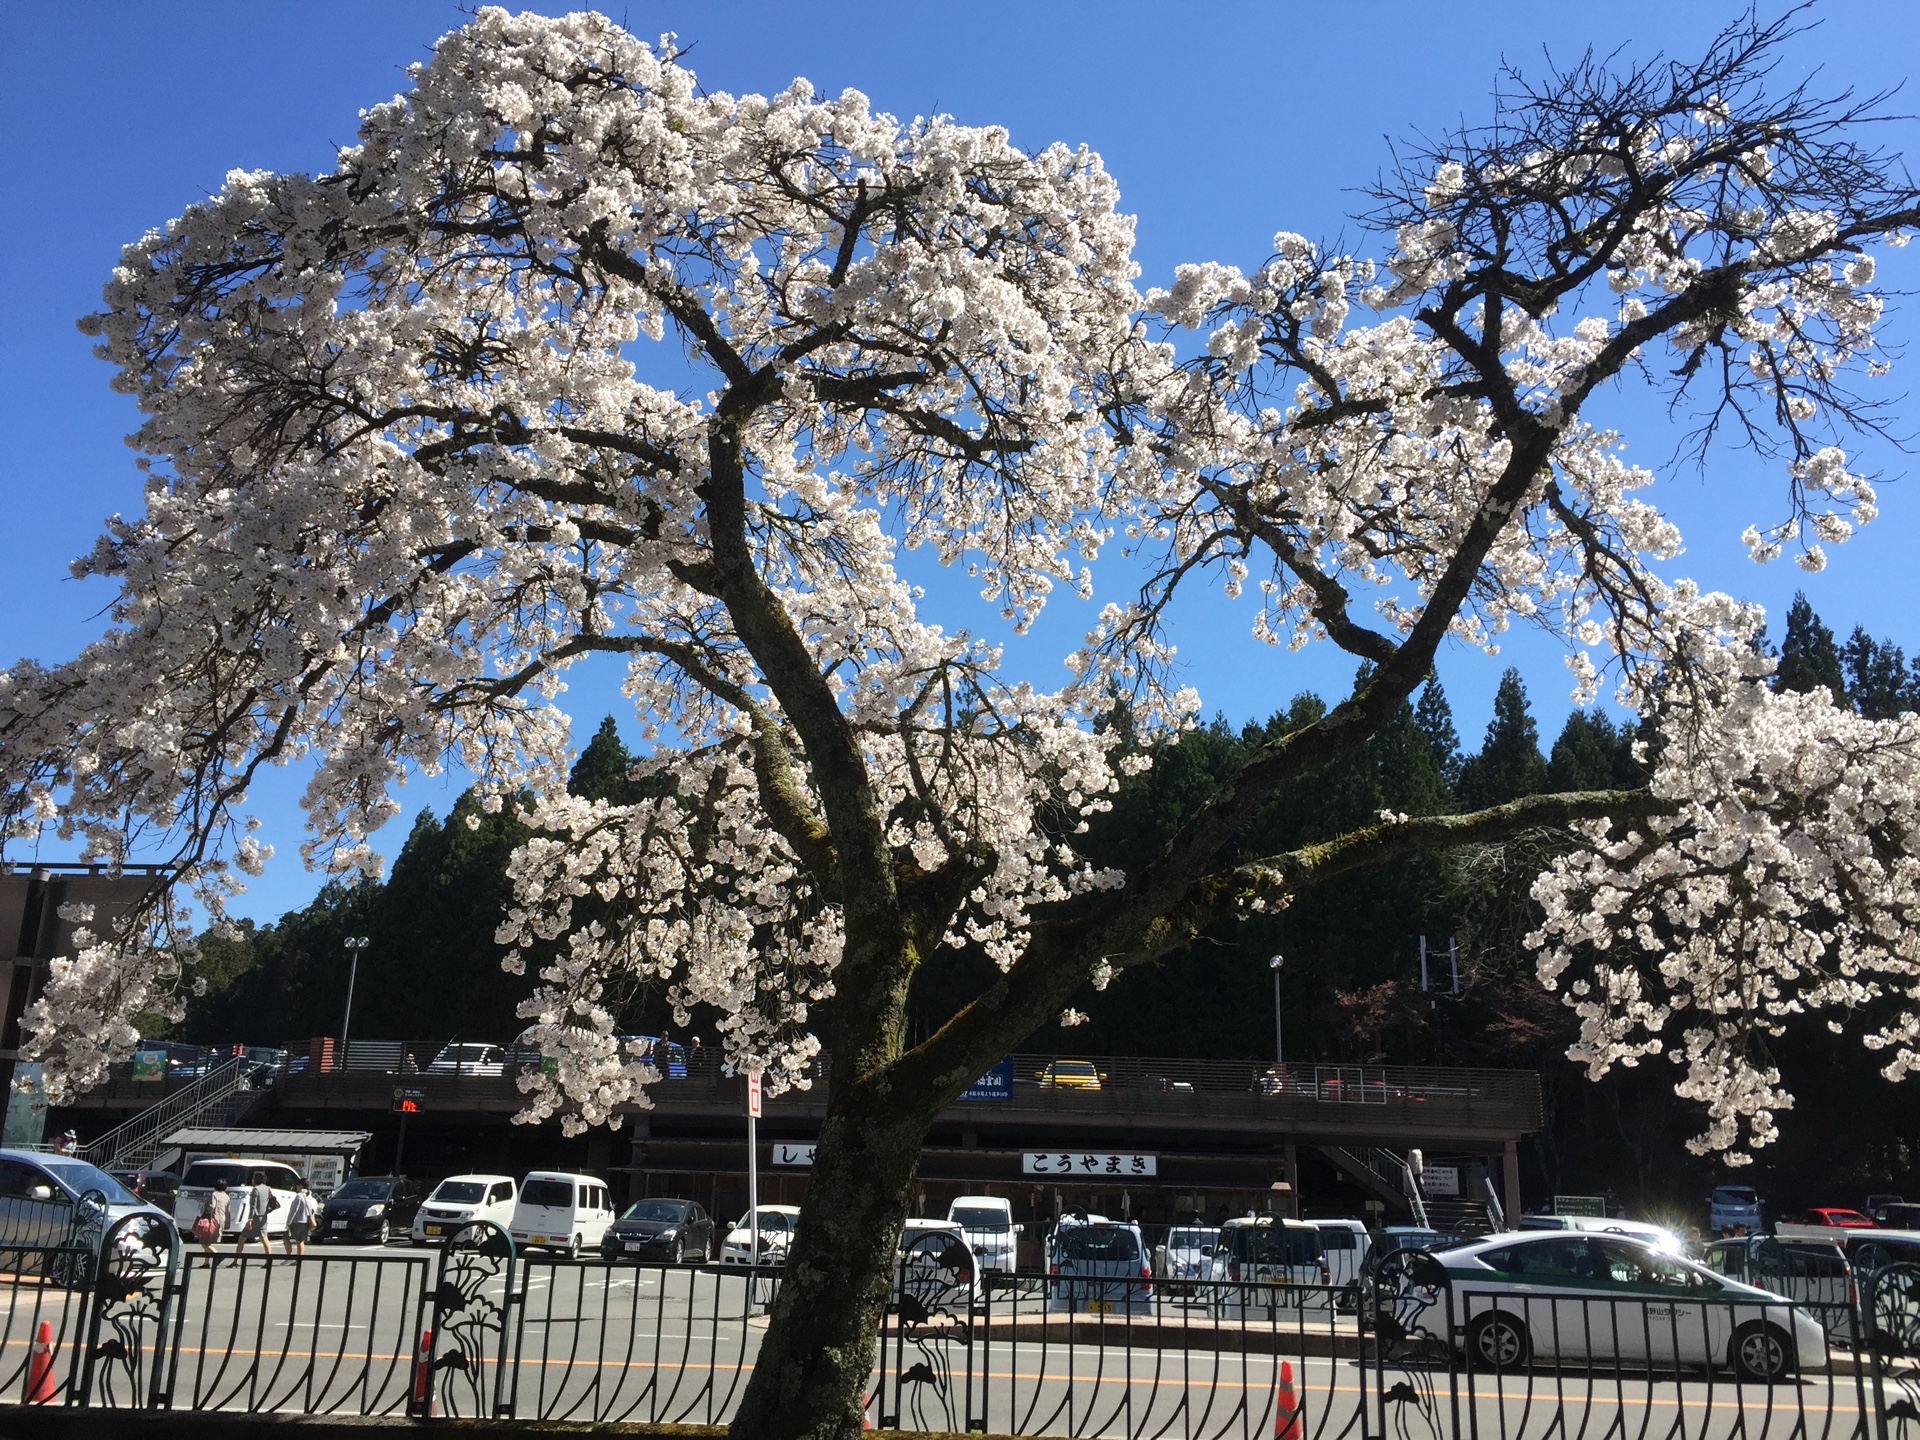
[729,1091,932,1439]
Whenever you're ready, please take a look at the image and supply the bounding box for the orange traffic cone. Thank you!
[24,1320,55,1404]
[1273,1358,1302,1440]
[411,1327,435,1418]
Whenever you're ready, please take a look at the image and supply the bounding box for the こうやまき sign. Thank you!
[1023,1152,1156,1177]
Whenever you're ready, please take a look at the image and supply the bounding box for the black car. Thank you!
[317,1176,424,1244]
[601,1198,715,1264]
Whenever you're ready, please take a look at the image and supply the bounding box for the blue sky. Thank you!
[3,1,1918,920]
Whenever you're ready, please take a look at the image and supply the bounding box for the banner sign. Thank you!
[961,1056,1015,1102]
[131,1048,168,1082]
[1023,1152,1156,1177]
[1423,1165,1460,1197]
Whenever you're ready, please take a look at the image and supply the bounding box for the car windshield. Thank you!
[431,1181,488,1204]
[520,1179,576,1208]
[1168,1229,1214,1248]
[1053,1062,1095,1075]
[622,1201,689,1222]
[40,1162,139,1206]
[1058,1226,1140,1261]
[951,1208,1010,1230]
[739,1210,791,1232]
[1714,1187,1758,1202]
[332,1180,395,1200]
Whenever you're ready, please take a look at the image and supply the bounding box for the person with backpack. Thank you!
[194,1178,230,1260]
[236,1169,277,1259]
[283,1179,318,1256]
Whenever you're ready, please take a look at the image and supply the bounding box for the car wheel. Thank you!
[568,1233,582,1259]
[670,1236,685,1265]
[1467,1312,1531,1371]
[1731,1321,1794,1382]
[377,1218,390,1246]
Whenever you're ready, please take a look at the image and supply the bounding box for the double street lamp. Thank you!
[340,936,370,1065]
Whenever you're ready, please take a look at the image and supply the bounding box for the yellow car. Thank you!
[1037,1059,1104,1091]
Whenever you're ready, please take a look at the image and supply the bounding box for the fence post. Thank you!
[76,1207,180,1408]
[1866,1267,1892,1440]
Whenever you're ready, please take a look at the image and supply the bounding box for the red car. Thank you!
[1799,1207,1876,1228]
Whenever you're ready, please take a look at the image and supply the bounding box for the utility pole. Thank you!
[746,1070,762,1270]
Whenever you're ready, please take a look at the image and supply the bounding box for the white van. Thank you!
[412,1174,517,1245]
[947,1195,1017,1273]
[1311,1218,1373,1288]
[173,1159,302,1240]
[508,1172,615,1255]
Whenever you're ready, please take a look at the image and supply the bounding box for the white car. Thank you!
[412,1174,517,1245]
[1424,1231,1827,1381]
[1154,1225,1221,1280]
[719,1204,802,1266]
[947,1195,1017,1274]
[1312,1219,1373,1288]
[427,1043,505,1076]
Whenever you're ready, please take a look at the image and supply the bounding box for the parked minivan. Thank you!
[1208,1217,1327,1318]
[947,1195,1017,1274]
[173,1159,302,1241]
[1048,1218,1151,1314]
[509,1172,615,1255]
[1311,1218,1373,1288]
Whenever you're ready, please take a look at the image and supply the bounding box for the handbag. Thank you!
[192,1215,219,1241]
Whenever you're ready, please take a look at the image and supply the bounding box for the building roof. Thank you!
[165,1127,371,1154]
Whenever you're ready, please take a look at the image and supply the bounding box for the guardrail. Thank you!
[20,1212,1920,1437]
[235,1050,1543,1135]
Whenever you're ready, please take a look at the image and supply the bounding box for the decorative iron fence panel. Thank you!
[17,1215,1920,1440]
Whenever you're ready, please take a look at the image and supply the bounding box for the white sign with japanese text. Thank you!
[1023,1152,1157,1177]
[772,1144,816,1166]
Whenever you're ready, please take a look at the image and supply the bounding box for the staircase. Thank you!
[1321,1146,1429,1226]
[1412,1175,1507,1236]
[80,1056,270,1172]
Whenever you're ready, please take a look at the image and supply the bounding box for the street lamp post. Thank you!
[1268,954,1284,1069]
[340,936,370,1067]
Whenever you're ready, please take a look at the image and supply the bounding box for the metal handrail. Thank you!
[80,1054,249,1171]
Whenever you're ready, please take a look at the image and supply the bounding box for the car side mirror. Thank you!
[1201,1246,1215,1257]
[29,1185,52,1201]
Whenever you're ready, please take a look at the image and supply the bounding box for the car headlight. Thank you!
[365,1204,387,1217]
[657,1228,678,1239]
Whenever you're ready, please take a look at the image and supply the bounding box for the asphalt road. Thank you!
[0,1247,1897,1438]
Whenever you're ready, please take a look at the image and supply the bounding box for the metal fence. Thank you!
[17,1214,1920,1439]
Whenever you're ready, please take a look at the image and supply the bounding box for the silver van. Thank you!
[0,1150,169,1255]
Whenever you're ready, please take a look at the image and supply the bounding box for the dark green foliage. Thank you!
[1841,626,1920,719]
[1546,710,1645,793]
[1776,592,1849,702]
[570,715,645,802]
[1456,669,1549,807]
[1414,677,1463,792]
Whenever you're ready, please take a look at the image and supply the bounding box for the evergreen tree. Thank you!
[1457,669,1548,807]
[1414,678,1463,792]
[1775,593,1849,702]
[1547,711,1642,793]
[1842,627,1917,720]
[569,716,641,802]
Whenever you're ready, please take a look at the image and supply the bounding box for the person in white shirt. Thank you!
[236,1169,275,1259]
[284,1179,318,1256]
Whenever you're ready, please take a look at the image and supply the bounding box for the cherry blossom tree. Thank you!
[4,10,1919,1436]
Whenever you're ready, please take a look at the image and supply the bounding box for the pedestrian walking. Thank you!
[236,1169,276,1258]
[283,1179,317,1256]
[196,1179,231,1261]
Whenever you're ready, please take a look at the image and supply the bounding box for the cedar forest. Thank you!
[174,593,1920,1215]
